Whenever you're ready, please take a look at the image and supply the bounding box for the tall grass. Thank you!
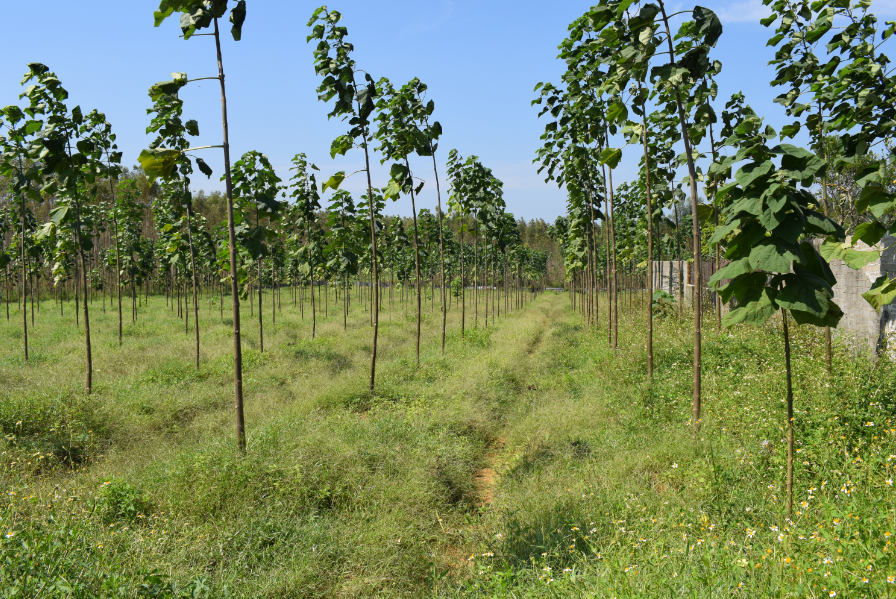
[1,291,893,597]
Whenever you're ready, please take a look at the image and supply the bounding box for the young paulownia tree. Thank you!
[709,111,845,519]
[308,6,382,392]
[376,78,428,366]
[0,104,44,362]
[144,74,213,368]
[148,0,249,452]
[27,64,114,394]
[230,150,284,353]
[289,153,323,339]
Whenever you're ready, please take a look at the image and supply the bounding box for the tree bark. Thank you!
[214,14,246,453]
[783,309,795,521]
[660,1,702,429]
[406,157,422,366]
[640,98,654,380]
[186,204,200,368]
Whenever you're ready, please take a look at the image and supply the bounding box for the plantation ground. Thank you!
[1,290,895,597]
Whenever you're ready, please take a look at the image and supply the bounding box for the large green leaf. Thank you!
[588,6,614,31]
[389,162,409,182]
[726,223,767,260]
[855,183,896,219]
[719,272,768,304]
[792,263,834,298]
[775,276,827,317]
[771,212,804,246]
[723,288,777,327]
[776,144,824,181]
[230,0,246,41]
[679,46,712,81]
[138,148,181,184]
[734,161,773,190]
[714,180,740,204]
[804,209,843,237]
[694,6,723,47]
[48,205,70,226]
[330,135,353,159]
[780,122,801,139]
[862,275,896,311]
[149,76,187,100]
[799,241,836,286]
[599,148,622,169]
[727,195,763,217]
[195,157,213,178]
[708,257,751,289]
[629,4,660,31]
[696,203,715,224]
[790,300,843,328]
[852,221,887,247]
[383,179,403,201]
[607,102,628,124]
[709,217,742,245]
[759,205,787,232]
[749,239,802,273]
[153,0,189,27]
[819,238,880,269]
[616,0,636,17]
[322,171,346,192]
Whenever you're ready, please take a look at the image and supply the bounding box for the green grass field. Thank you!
[1,290,894,597]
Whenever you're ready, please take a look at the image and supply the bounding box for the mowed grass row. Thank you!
[450,300,896,598]
[2,291,895,598]
[0,289,559,597]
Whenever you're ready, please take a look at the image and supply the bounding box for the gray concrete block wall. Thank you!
[881,239,896,355]
[825,237,890,351]
[651,261,727,312]
[653,261,684,296]
[650,237,896,354]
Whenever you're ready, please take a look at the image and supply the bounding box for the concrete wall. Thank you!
[826,235,896,353]
[651,260,725,311]
[651,237,896,354]
[653,261,684,296]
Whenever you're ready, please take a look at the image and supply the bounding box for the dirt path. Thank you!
[472,302,552,509]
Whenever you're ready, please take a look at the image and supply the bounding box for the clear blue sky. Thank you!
[2,1,895,222]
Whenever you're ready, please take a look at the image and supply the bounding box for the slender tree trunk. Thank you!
[640,100,654,381]
[112,207,123,346]
[484,240,489,329]
[709,122,722,332]
[605,200,611,346]
[258,258,264,353]
[604,158,619,350]
[431,163,446,354]
[359,127,379,393]
[187,205,200,368]
[783,309,795,521]
[20,200,28,361]
[474,223,479,327]
[461,225,466,337]
[73,199,92,394]
[406,158,422,366]
[660,1,702,429]
[214,14,245,453]
[675,203,683,317]
[817,101,833,375]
